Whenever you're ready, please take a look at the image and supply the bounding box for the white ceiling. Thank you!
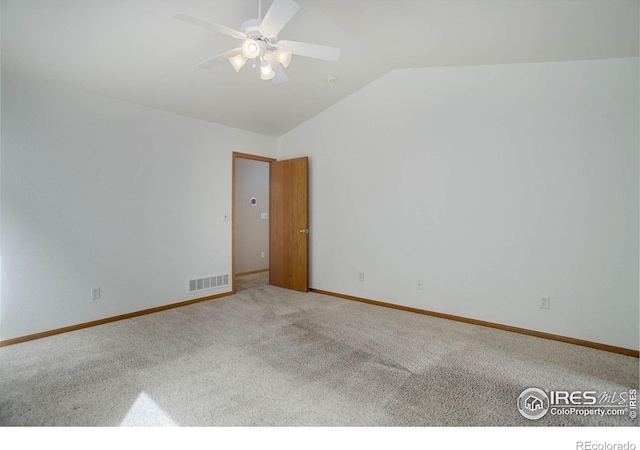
[2,0,638,137]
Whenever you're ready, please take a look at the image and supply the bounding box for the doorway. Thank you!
[232,152,310,294]
[233,152,276,293]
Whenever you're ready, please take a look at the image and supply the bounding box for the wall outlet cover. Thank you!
[540,296,550,309]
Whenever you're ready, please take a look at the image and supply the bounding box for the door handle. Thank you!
[299,229,309,234]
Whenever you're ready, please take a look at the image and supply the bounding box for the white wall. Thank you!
[0,75,277,341]
[0,3,3,328]
[235,158,269,274]
[279,57,639,351]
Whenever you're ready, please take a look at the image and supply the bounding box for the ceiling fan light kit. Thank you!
[260,61,276,80]
[275,49,292,68]
[176,0,340,84]
[228,54,247,72]
[242,38,264,59]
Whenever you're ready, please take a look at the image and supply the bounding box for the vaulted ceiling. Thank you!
[2,0,638,136]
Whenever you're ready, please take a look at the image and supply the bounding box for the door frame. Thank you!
[232,152,277,293]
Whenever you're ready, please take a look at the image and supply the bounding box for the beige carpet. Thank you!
[0,284,637,426]
[236,271,269,292]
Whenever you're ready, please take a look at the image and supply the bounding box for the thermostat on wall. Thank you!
[250,197,257,206]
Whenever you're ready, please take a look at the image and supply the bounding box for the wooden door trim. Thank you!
[232,152,277,293]
[233,152,277,163]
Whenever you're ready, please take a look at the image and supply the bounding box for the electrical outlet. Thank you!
[261,251,265,259]
[358,272,365,282]
[417,280,423,290]
[91,288,101,301]
[540,296,550,309]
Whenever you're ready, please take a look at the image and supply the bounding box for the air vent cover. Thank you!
[188,274,230,293]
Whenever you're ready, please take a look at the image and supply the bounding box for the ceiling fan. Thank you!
[176,0,341,84]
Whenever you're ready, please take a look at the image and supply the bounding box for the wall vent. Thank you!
[189,274,230,293]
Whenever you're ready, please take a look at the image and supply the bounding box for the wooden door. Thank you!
[269,157,308,292]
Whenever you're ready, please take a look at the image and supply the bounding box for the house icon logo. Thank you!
[517,388,550,420]
[525,395,543,411]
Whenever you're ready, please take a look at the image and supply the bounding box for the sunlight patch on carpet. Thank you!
[120,392,177,426]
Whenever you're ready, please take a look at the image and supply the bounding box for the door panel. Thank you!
[269,157,308,292]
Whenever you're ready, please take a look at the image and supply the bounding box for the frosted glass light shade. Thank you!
[242,39,262,59]
[275,50,292,68]
[228,54,246,72]
[260,61,276,80]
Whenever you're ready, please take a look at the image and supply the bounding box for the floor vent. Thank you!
[189,274,229,293]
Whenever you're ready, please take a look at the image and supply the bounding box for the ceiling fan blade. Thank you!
[197,48,242,69]
[175,13,246,40]
[265,53,289,85]
[272,69,288,85]
[277,40,340,62]
[259,0,300,38]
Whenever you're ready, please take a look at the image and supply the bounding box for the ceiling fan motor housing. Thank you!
[241,18,274,59]
[242,19,269,39]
